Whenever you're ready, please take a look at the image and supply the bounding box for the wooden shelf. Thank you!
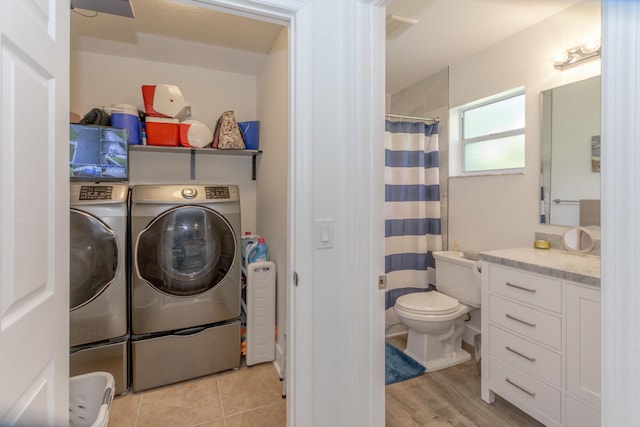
[128,145,262,179]
[129,145,260,156]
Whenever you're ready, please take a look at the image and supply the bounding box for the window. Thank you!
[457,90,525,174]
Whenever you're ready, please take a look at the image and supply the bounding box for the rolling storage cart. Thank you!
[242,261,276,366]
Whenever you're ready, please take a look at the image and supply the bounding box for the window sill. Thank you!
[450,168,525,179]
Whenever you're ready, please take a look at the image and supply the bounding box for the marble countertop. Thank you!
[479,247,600,287]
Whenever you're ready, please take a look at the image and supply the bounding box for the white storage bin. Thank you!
[69,371,115,427]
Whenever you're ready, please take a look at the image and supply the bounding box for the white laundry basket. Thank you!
[69,371,115,427]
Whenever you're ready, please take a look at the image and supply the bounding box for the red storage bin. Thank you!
[146,117,179,146]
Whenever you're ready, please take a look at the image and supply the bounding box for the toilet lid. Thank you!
[395,291,459,315]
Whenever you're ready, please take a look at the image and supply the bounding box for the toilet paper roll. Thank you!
[472,261,482,279]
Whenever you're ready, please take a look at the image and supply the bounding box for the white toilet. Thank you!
[394,251,481,371]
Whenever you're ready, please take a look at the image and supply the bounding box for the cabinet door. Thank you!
[566,283,601,408]
[565,395,600,427]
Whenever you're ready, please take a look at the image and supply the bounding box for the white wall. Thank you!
[70,50,260,232]
[70,51,258,130]
[256,27,289,372]
[448,1,601,252]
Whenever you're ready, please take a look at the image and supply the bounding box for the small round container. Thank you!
[179,120,213,148]
[533,240,551,249]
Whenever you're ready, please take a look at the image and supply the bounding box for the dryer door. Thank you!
[136,206,236,296]
[70,209,118,310]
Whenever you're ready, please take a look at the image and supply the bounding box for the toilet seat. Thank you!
[395,291,459,315]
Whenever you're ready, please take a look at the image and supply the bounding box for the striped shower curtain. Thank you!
[384,120,442,313]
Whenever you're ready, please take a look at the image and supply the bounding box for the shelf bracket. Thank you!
[252,153,257,180]
[190,149,196,180]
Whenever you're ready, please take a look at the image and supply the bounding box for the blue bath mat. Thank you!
[385,342,426,385]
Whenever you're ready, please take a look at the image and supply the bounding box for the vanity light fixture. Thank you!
[553,39,601,70]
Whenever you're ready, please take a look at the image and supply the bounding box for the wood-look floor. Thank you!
[385,335,545,427]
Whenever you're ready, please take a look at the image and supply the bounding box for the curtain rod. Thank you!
[385,113,440,123]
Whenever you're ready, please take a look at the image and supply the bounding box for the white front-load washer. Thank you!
[129,184,241,391]
[69,182,129,395]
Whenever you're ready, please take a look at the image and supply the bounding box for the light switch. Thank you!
[321,224,329,242]
[315,219,333,249]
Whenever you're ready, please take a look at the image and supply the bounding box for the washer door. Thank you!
[70,209,118,310]
[136,206,236,296]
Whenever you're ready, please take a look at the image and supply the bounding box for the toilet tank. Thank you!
[433,251,481,307]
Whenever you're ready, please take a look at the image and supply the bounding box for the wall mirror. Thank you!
[540,75,601,227]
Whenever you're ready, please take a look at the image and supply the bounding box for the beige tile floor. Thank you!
[108,361,286,427]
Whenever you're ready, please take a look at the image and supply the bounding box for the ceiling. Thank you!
[385,0,584,93]
[71,0,585,94]
[70,0,285,75]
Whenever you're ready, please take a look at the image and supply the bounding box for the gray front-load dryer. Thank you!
[130,184,241,391]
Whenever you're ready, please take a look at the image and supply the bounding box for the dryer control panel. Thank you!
[131,184,239,203]
[205,186,230,199]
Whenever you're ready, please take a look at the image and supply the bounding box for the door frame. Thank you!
[601,1,640,425]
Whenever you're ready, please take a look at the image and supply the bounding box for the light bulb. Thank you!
[553,50,569,66]
[581,39,601,54]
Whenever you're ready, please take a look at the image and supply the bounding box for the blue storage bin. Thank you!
[238,121,260,150]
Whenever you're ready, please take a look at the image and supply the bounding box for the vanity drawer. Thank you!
[489,265,562,313]
[489,356,561,426]
[489,295,562,350]
[489,325,561,388]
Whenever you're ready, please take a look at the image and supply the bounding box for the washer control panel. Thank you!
[78,185,113,201]
[71,183,128,203]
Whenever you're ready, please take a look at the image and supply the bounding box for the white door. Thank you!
[0,0,70,425]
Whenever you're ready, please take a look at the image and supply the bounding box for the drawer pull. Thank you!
[505,377,536,397]
[505,281,537,293]
[505,313,536,328]
[505,346,536,362]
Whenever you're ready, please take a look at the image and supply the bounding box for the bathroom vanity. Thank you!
[480,247,600,427]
